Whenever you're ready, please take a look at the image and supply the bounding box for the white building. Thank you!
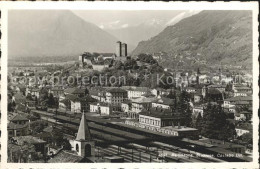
[90,102,111,115]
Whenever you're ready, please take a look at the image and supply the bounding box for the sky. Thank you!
[72,10,201,29]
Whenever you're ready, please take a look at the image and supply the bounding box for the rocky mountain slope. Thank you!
[132,11,252,70]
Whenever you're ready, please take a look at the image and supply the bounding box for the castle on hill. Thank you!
[78,41,130,71]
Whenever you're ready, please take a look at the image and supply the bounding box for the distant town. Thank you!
[7,41,253,163]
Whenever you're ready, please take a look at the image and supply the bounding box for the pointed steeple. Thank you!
[76,112,91,141]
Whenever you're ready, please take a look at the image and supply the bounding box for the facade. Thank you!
[8,114,30,138]
[105,88,127,111]
[235,123,252,137]
[123,86,149,99]
[138,110,179,128]
[92,64,109,71]
[90,102,111,115]
[151,96,174,110]
[192,106,204,117]
[223,96,252,109]
[50,86,64,97]
[186,87,196,93]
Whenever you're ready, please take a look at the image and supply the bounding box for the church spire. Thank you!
[76,112,92,141]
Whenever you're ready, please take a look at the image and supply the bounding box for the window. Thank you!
[76,144,79,152]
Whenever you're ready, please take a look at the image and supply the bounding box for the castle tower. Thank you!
[116,41,122,57]
[121,43,127,57]
[72,112,95,157]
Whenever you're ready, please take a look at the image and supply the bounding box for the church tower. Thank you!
[72,112,95,157]
[196,68,200,85]
[219,68,222,84]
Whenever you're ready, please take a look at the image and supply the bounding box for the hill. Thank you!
[8,10,118,59]
[132,11,252,70]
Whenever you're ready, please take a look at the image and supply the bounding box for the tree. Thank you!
[177,91,192,126]
[84,88,89,96]
[138,53,157,64]
[62,139,72,150]
[238,132,252,145]
[201,103,236,141]
[124,59,138,70]
[47,93,56,107]
[194,113,203,134]
[114,60,123,70]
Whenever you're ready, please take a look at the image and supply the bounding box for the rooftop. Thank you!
[48,150,84,163]
[131,96,157,104]
[199,138,245,149]
[106,87,127,93]
[11,136,46,145]
[10,114,29,122]
[153,96,175,106]
[236,123,252,131]
[139,108,178,119]
[8,122,28,130]
[64,88,85,95]
[225,96,252,102]
[163,126,198,132]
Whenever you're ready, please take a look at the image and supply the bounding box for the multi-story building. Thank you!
[8,114,29,138]
[105,88,127,111]
[90,102,111,115]
[151,96,174,110]
[122,86,149,99]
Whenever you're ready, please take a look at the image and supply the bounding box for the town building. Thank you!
[122,86,149,99]
[223,96,252,109]
[90,102,111,115]
[125,109,198,139]
[64,88,85,98]
[235,123,252,137]
[105,88,127,111]
[49,86,64,97]
[151,96,175,110]
[8,114,29,138]
[8,136,47,162]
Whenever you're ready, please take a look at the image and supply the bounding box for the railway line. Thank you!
[32,109,251,162]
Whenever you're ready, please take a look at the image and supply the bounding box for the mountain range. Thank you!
[8,10,118,59]
[132,10,252,69]
[104,10,200,49]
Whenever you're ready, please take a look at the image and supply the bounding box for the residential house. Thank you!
[8,114,29,138]
[8,136,47,162]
